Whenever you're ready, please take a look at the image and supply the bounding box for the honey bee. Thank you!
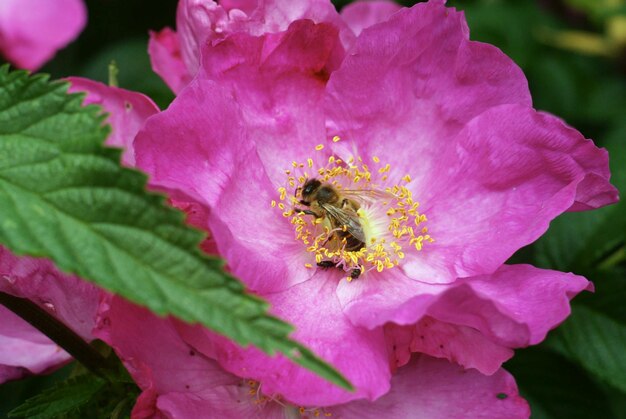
[296,178,369,278]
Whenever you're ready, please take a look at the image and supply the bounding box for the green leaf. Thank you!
[534,205,625,272]
[8,375,106,419]
[547,304,626,393]
[573,269,626,324]
[0,363,74,418]
[505,347,615,419]
[0,67,351,391]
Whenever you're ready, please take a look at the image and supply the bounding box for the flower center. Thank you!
[273,137,433,281]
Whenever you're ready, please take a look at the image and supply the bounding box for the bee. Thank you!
[296,178,367,278]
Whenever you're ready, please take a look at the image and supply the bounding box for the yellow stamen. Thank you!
[275,149,432,279]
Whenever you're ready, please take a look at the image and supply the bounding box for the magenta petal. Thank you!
[336,268,441,327]
[134,78,311,293]
[329,355,529,419]
[1,365,26,383]
[0,246,101,341]
[171,0,352,89]
[209,272,391,406]
[337,264,588,373]
[429,264,591,347]
[0,246,100,384]
[0,0,86,70]
[0,306,70,384]
[340,0,402,37]
[408,105,618,282]
[198,19,340,184]
[136,20,350,293]
[219,0,257,14]
[148,28,192,94]
[326,0,531,183]
[567,165,620,211]
[67,77,160,166]
[94,296,286,418]
[385,319,513,376]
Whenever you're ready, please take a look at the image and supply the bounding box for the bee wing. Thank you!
[340,188,395,203]
[320,203,367,243]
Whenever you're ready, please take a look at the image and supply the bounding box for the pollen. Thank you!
[272,139,434,280]
[332,135,341,142]
[244,379,273,407]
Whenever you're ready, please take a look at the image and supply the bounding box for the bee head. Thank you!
[301,178,322,198]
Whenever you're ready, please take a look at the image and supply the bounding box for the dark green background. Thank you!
[1,0,625,417]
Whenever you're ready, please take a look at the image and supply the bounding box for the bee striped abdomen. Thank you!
[337,229,365,252]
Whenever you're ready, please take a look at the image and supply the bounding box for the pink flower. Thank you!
[134,0,618,410]
[148,0,354,93]
[0,0,86,71]
[67,77,161,166]
[95,295,530,418]
[340,0,402,37]
[0,247,100,383]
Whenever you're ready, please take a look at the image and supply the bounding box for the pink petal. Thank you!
[429,264,591,347]
[0,0,86,70]
[94,296,286,419]
[385,318,513,376]
[407,105,618,282]
[219,0,257,14]
[337,264,589,374]
[148,28,192,94]
[1,365,26,383]
[156,0,352,92]
[0,246,101,341]
[340,0,402,37]
[135,78,312,293]
[136,22,347,293]
[198,19,340,184]
[336,268,442,328]
[567,170,620,211]
[329,355,530,419]
[0,248,99,384]
[204,271,391,406]
[326,0,531,188]
[66,77,160,166]
[0,306,70,383]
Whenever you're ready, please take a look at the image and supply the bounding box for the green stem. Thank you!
[108,60,119,88]
[598,245,626,270]
[0,291,113,380]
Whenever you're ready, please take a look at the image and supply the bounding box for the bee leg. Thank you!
[295,208,320,217]
[316,260,336,269]
[299,200,311,206]
[350,267,362,279]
